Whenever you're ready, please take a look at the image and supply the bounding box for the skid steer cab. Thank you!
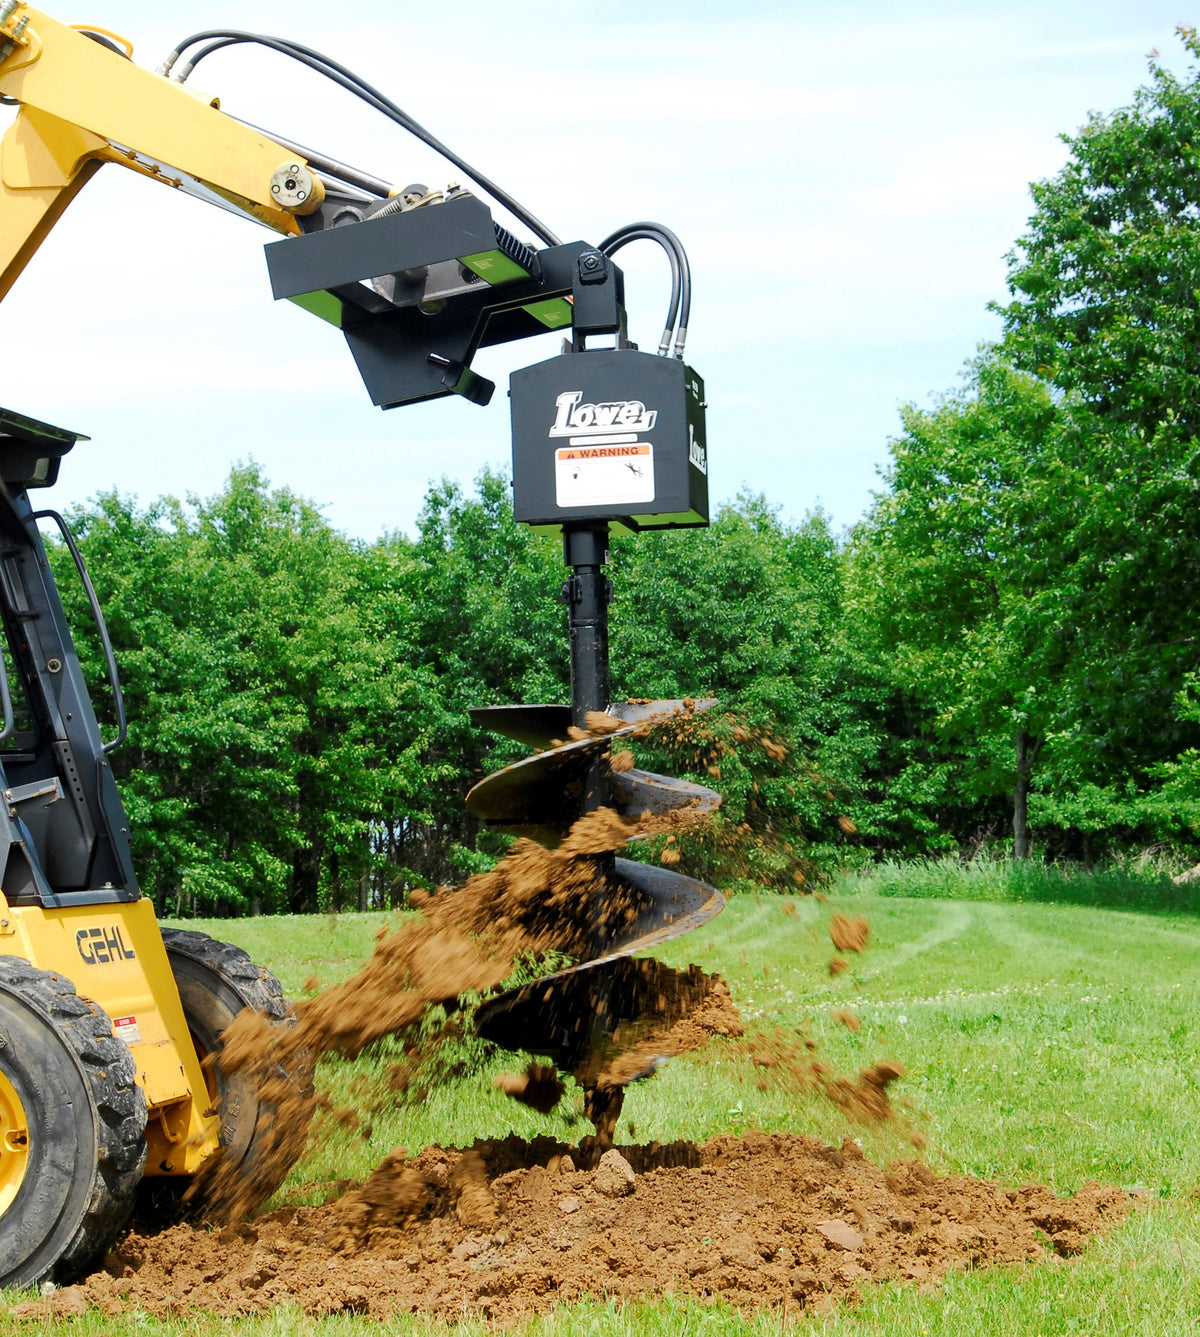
[0,407,302,1289]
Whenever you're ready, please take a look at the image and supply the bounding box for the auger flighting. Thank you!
[466,238,722,1131]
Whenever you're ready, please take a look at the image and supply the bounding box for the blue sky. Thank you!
[2,1,1193,539]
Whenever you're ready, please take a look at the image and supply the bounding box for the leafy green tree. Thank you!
[847,351,1066,857]
[995,34,1200,844]
[378,469,568,883]
[999,29,1200,435]
[58,467,439,914]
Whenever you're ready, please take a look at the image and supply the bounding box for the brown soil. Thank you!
[830,914,870,954]
[53,732,1123,1327]
[737,1022,921,1147]
[18,1133,1132,1324]
[581,968,744,1094]
[823,1061,910,1131]
[192,805,708,1221]
[493,1065,566,1115]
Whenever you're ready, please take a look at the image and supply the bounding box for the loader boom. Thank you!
[0,5,314,301]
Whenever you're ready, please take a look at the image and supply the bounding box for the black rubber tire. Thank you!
[0,958,147,1289]
[159,929,307,1215]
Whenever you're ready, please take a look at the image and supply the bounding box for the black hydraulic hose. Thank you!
[599,227,682,356]
[162,29,561,246]
[598,222,692,358]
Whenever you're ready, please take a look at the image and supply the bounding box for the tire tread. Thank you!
[0,956,147,1282]
[159,930,307,1217]
[158,929,289,1020]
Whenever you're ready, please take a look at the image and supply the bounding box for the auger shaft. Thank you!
[563,524,612,814]
[564,523,615,975]
[468,532,725,1124]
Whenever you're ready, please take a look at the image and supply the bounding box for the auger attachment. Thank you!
[466,243,715,1126]
[468,528,724,1123]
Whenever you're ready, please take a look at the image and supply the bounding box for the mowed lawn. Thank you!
[7,885,1200,1335]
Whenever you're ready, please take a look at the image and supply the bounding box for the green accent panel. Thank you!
[460,249,530,285]
[288,290,344,329]
[627,510,707,529]
[523,298,573,329]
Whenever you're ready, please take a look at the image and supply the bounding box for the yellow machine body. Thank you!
[0,4,317,300]
[0,896,220,1176]
[0,2,332,1203]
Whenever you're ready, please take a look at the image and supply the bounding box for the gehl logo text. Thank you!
[76,924,137,965]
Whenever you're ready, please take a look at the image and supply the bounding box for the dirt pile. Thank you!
[196,804,709,1220]
[17,1133,1132,1324]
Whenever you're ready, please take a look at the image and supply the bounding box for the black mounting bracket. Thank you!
[571,250,624,342]
[263,196,624,411]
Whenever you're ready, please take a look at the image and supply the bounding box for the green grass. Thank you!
[6,879,1200,1333]
[830,854,1200,914]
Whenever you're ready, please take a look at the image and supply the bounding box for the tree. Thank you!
[58,467,439,914]
[847,351,1066,857]
[995,34,1200,845]
[383,468,567,883]
[999,29,1200,437]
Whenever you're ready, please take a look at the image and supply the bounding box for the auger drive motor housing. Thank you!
[510,348,708,531]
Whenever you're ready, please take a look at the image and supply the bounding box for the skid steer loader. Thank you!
[0,406,302,1286]
[0,4,722,1287]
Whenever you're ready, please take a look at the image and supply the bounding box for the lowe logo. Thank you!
[550,391,658,437]
[76,924,137,965]
[689,423,707,476]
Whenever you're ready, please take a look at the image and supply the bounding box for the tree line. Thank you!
[51,33,1200,911]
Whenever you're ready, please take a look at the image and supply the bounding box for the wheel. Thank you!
[0,957,146,1289]
[160,930,310,1218]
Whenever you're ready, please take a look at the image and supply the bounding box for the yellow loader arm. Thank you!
[0,2,322,301]
[0,2,579,410]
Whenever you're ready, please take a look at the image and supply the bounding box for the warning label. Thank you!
[555,443,654,508]
[112,1015,142,1046]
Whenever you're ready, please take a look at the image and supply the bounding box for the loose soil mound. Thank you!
[194,805,708,1221]
[18,1133,1131,1324]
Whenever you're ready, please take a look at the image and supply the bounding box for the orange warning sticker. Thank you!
[556,444,651,462]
